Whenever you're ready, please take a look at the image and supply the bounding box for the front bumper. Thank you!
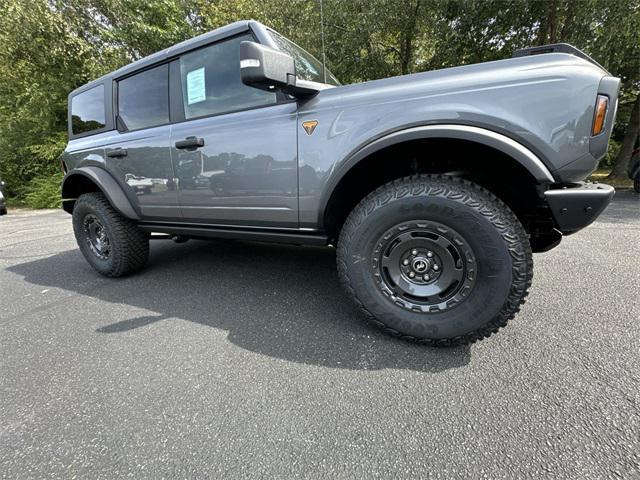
[545,182,614,234]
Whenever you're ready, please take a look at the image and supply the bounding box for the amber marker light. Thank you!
[592,95,608,136]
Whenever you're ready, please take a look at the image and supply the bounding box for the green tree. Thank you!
[1,0,638,203]
[0,0,120,196]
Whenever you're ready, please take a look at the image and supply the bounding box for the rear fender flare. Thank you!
[61,166,139,220]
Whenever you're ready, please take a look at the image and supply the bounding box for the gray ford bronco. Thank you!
[60,21,619,345]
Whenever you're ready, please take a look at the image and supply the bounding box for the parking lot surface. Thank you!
[1,191,639,479]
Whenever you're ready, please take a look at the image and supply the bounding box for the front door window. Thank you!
[179,34,277,120]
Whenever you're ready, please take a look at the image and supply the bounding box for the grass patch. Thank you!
[588,169,633,189]
[5,196,28,208]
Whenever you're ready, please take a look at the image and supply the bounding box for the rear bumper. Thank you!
[545,182,614,234]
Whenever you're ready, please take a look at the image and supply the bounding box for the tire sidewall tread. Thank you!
[72,192,149,277]
[337,174,534,346]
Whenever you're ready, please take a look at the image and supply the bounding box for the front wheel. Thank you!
[337,175,533,346]
[72,192,149,277]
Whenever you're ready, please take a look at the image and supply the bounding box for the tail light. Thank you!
[592,95,608,136]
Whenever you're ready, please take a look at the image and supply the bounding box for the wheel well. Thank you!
[61,174,101,214]
[323,138,553,242]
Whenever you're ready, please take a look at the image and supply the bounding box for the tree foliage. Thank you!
[0,0,638,199]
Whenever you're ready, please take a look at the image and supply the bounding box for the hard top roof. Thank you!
[70,20,258,96]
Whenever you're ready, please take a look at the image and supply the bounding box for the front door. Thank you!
[170,34,298,228]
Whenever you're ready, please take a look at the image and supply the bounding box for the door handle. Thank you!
[175,136,205,150]
[106,147,128,158]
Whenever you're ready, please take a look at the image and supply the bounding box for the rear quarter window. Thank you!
[71,85,106,135]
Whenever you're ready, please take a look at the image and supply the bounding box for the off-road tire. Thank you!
[72,192,149,277]
[337,174,533,346]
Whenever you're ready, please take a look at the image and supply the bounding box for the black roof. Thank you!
[70,20,258,96]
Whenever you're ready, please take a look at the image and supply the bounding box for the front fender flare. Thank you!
[61,166,140,220]
[318,124,555,226]
[349,124,555,183]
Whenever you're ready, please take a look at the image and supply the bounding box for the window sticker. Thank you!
[186,67,206,105]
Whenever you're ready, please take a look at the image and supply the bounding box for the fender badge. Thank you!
[302,120,318,135]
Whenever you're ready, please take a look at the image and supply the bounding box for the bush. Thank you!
[23,173,64,209]
[598,138,621,169]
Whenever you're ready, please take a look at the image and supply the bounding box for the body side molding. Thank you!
[61,166,140,220]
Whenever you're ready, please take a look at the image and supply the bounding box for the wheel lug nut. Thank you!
[433,264,439,271]
[403,259,410,265]
[408,271,415,278]
[423,274,430,281]
[427,251,433,258]
[411,249,418,255]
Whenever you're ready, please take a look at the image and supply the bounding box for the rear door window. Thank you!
[71,85,106,135]
[118,64,169,131]
[178,34,277,120]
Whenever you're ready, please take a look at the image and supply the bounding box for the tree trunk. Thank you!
[608,94,640,179]
[548,0,558,43]
[399,0,421,75]
[537,0,558,45]
[537,12,548,45]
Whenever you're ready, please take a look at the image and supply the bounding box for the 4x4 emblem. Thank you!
[302,120,318,135]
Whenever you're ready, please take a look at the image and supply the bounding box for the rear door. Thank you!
[106,64,180,219]
[170,33,298,228]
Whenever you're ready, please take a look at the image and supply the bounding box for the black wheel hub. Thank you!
[372,221,477,313]
[399,249,442,284]
[83,214,111,260]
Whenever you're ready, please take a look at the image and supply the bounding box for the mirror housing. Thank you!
[239,41,319,97]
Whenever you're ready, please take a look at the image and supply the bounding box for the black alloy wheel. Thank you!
[373,221,477,313]
[83,213,111,260]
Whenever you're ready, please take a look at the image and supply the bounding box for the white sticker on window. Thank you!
[186,67,206,105]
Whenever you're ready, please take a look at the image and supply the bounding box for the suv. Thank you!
[60,21,619,345]
[0,178,6,216]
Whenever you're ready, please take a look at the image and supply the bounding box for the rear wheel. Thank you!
[337,175,533,346]
[72,192,149,277]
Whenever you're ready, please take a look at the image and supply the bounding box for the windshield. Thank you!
[268,30,340,86]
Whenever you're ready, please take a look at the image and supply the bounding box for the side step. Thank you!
[138,222,328,246]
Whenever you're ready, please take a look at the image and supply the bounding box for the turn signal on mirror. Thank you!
[592,95,608,136]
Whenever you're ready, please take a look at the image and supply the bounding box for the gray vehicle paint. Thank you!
[61,20,619,237]
[170,102,299,227]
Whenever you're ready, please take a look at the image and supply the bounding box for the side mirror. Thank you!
[239,41,319,97]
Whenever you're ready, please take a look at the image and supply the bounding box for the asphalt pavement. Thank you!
[1,191,639,479]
